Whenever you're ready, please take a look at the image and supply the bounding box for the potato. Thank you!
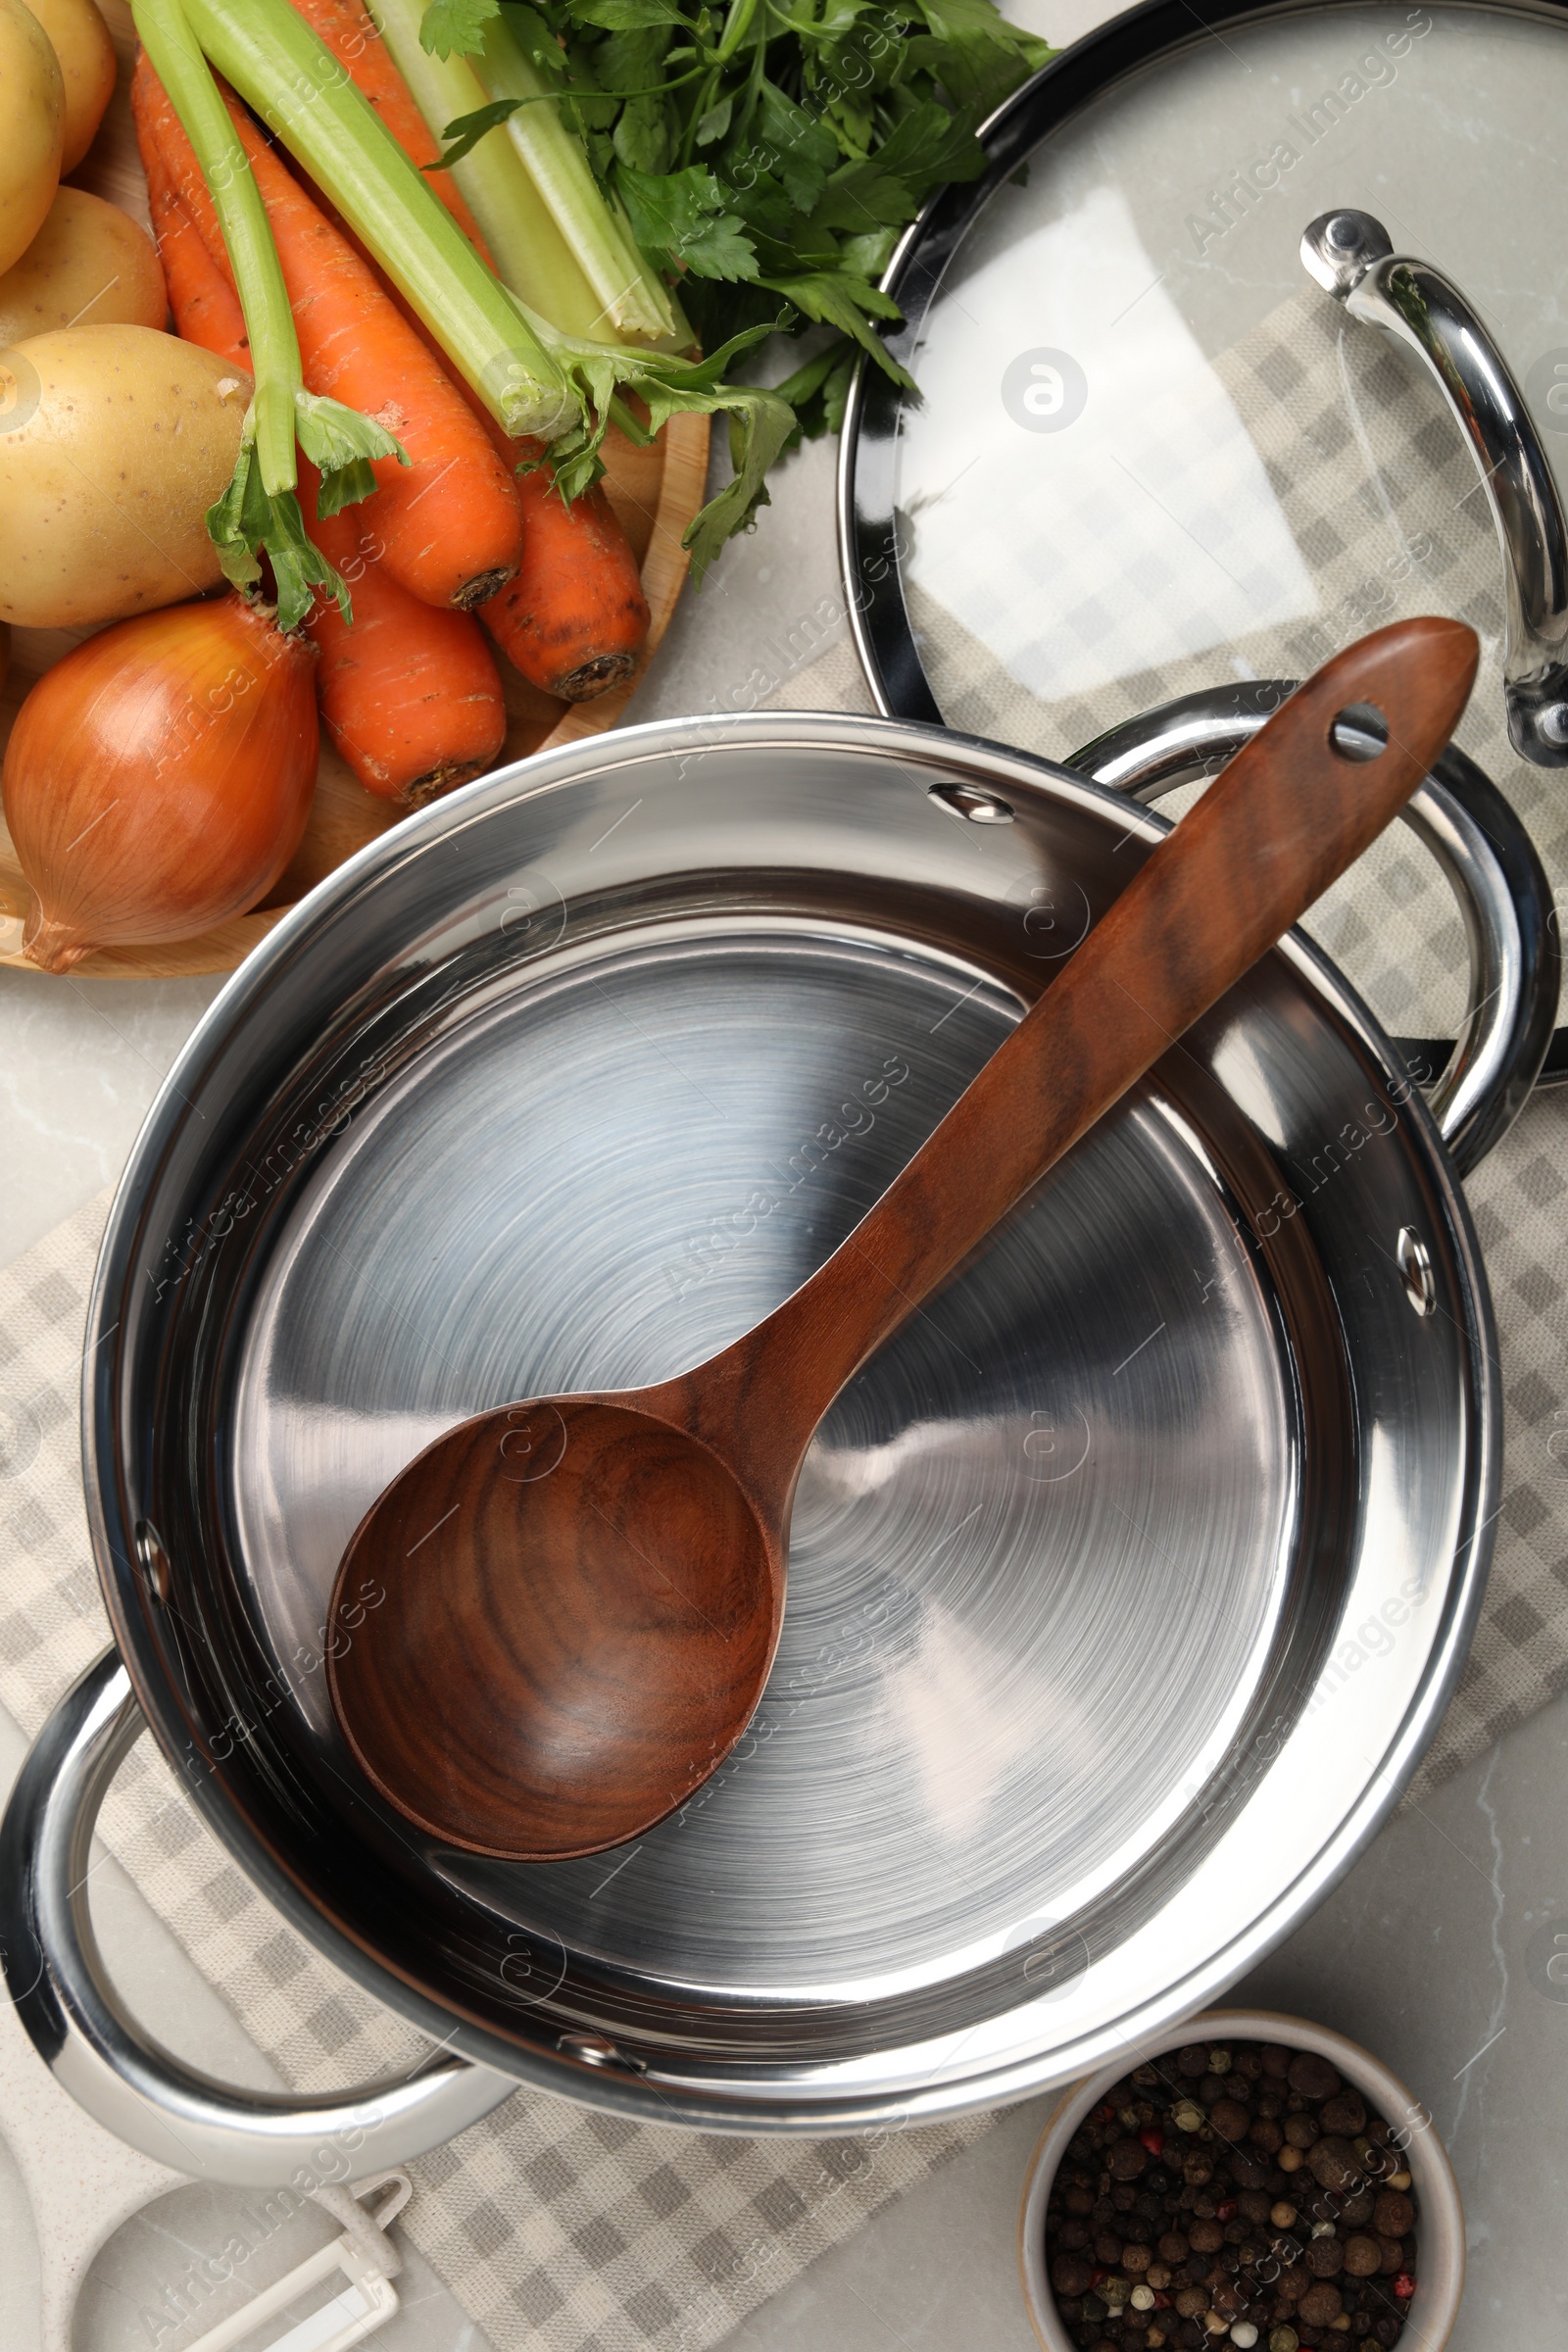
[0,323,251,628]
[0,0,63,277]
[24,0,114,173]
[0,187,164,345]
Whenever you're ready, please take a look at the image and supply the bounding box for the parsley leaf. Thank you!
[451,0,1053,574]
[615,163,759,279]
[427,98,523,171]
[419,0,500,61]
[572,0,687,23]
[757,269,911,383]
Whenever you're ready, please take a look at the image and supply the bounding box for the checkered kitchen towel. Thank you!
[907,279,1568,1053]
[2,1055,1568,2343]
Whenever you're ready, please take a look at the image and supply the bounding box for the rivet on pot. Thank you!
[134,1518,172,1604]
[558,2032,647,2073]
[928,782,1015,824]
[1396,1226,1436,1317]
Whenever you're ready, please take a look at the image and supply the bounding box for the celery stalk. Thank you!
[181,0,579,438]
[472,15,678,346]
[131,0,404,628]
[368,0,611,343]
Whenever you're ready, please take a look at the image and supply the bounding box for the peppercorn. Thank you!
[1055,2256,1097,2295]
[1111,2138,1152,2180]
[1371,2191,1413,2239]
[1208,2049,1233,2074]
[1044,2044,1418,2352]
[1306,2138,1359,2194]
[1268,2330,1299,2352]
[1298,2284,1343,2327]
[1288,2056,1341,2100]
[1342,2236,1380,2278]
[1179,2045,1211,2077]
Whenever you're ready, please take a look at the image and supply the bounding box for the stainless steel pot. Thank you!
[0,710,1541,2181]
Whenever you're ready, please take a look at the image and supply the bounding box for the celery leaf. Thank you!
[208,432,349,632]
[295,391,408,519]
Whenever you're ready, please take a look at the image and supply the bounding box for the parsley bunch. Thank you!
[424,0,1051,445]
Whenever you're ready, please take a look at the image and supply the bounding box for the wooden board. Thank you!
[0,1,710,980]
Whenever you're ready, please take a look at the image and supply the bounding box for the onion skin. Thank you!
[4,594,318,972]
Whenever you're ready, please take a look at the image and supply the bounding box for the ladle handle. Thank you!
[698,619,1479,1494]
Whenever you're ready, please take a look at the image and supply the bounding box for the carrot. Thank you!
[132,52,523,612]
[285,0,494,261]
[236,24,654,707]
[136,84,506,800]
[133,94,251,372]
[479,446,651,702]
[300,464,508,802]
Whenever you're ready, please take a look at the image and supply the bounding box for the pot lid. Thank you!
[844,0,1568,1067]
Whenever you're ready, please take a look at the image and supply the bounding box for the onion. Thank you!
[4,594,318,971]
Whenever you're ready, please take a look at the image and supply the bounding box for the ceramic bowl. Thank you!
[1017,2007,1463,2350]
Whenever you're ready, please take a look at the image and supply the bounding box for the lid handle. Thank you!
[1302,208,1568,767]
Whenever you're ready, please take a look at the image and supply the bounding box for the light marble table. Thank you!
[5,0,1563,2333]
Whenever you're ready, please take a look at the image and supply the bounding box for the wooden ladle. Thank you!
[326,619,1478,1861]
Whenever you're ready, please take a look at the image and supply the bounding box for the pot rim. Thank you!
[81,712,1502,2128]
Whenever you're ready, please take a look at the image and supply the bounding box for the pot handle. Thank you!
[0,1647,514,2185]
[1301,208,1568,767]
[1068,682,1559,1173]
